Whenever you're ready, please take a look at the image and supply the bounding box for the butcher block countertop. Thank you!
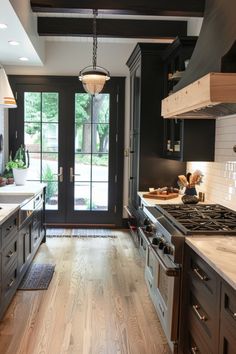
[138,191,236,291]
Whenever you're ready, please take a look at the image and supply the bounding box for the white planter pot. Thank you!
[13,168,28,186]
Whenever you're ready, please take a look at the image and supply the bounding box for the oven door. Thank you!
[145,245,180,351]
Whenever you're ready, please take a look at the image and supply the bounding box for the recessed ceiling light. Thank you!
[19,57,29,61]
[8,40,20,46]
[0,23,8,29]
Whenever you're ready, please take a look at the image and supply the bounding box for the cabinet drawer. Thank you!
[186,330,213,354]
[32,222,41,248]
[2,235,17,271]
[188,249,218,297]
[1,212,18,247]
[219,318,236,354]
[220,281,236,332]
[2,259,18,301]
[188,289,219,351]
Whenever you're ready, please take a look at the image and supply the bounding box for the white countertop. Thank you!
[0,203,20,225]
[186,236,236,291]
[0,183,46,225]
[0,182,46,196]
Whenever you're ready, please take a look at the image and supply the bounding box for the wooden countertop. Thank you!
[186,236,236,290]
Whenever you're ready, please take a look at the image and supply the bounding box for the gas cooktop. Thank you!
[154,204,236,235]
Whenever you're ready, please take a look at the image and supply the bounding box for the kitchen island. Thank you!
[0,183,46,320]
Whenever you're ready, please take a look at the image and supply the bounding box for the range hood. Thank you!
[0,66,17,108]
[162,72,236,119]
[161,0,236,119]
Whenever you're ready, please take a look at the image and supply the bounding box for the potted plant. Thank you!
[4,145,30,186]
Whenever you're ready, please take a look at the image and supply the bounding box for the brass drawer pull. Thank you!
[7,251,14,258]
[191,346,199,354]
[193,267,208,281]
[193,304,207,322]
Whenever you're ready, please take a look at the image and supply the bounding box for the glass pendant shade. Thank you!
[79,10,110,95]
[0,66,17,108]
[79,66,110,95]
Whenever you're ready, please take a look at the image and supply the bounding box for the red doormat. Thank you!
[18,264,55,290]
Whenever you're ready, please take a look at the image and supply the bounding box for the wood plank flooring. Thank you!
[0,230,171,354]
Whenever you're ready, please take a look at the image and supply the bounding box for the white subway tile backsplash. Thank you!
[187,138,236,210]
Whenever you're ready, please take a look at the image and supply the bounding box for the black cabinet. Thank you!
[180,246,220,354]
[180,245,236,354]
[219,281,236,354]
[0,188,46,320]
[162,37,215,161]
[126,43,186,209]
[0,211,19,319]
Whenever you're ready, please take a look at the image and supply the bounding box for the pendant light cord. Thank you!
[92,9,98,69]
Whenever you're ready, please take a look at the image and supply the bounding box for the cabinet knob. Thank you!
[191,347,199,354]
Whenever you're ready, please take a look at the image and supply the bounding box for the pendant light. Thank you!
[79,10,110,95]
[0,65,17,108]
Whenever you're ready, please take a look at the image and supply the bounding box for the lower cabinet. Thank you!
[0,191,46,320]
[219,281,236,354]
[180,245,236,354]
[0,211,19,319]
[18,219,32,280]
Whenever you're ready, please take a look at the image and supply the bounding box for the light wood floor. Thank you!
[0,231,171,354]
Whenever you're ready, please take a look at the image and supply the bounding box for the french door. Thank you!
[9,76,125,226]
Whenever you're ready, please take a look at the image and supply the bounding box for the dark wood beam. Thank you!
[31,0,205,17]
[38,17,187,38]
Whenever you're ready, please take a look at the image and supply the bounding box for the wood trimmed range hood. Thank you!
[162,0,236,119]
[162,72,236,119]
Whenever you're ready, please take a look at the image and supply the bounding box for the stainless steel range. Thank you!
[140,203,236,354]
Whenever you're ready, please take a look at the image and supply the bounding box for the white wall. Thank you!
[187,115,236,211]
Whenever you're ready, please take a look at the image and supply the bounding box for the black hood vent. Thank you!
[162,0,236,119]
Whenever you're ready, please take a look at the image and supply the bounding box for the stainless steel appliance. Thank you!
[141,203,236,353]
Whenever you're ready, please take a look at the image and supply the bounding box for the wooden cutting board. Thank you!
[143,192,179,200]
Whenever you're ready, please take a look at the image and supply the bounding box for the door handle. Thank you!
[54,166,63,182]
[69,167,80,182]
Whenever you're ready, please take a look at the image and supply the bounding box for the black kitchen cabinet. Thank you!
[180,245,236,354]
[219,281,236,354]
[162,37,215,161]
[0,211,19,319]
[126,43,186,211]
[0,188,46,320]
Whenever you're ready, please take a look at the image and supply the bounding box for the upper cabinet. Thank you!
[126,43,186,209]
[162,37,216,161]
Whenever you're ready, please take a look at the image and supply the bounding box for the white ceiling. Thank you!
[0,0,43,66]
[0,1,203,68]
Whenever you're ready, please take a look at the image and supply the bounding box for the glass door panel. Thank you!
[73,93,109,213]
[24,92,59,210]
[9,76,125,226]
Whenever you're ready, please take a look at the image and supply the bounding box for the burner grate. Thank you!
[155,204,236,235]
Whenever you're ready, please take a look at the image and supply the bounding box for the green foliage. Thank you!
[3,145,30,178]
[42,164,57,201]
[74,154,108,166]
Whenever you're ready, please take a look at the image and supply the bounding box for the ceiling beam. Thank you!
[38,18,187,38]
[31,0,205,17]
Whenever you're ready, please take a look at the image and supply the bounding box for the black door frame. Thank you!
[9,76,125,227]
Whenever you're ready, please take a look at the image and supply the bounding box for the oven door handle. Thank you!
[149,246,180,277]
